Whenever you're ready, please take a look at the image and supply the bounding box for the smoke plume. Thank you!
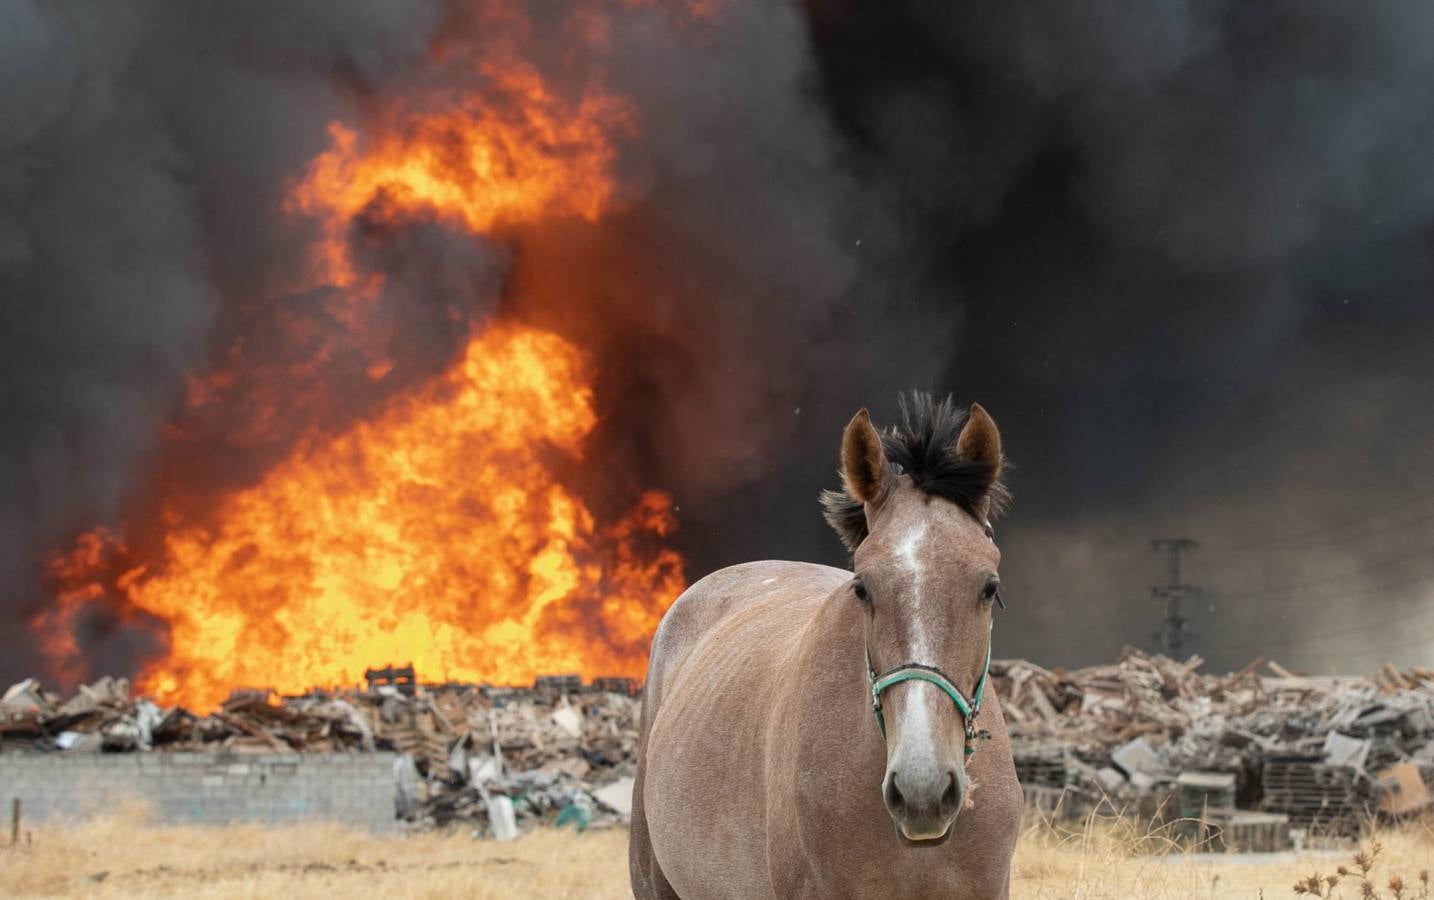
[5,1,1434,685]
[798,1,1434,672]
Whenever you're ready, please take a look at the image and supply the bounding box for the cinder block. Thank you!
[0,751,399,830]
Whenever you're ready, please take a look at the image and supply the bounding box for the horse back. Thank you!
[643,561,845,711]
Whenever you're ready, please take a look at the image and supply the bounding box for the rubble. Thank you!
[7,647,1434,840]
[993,648,1434,836]
[0,672,641,835]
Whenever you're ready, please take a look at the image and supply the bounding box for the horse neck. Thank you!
[787,578,885,750]
[800,577,865,675]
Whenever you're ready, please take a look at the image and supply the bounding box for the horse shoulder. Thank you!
[645,561,848,705]
[637,561,849,900]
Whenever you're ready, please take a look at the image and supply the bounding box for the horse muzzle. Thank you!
[882,763,966,846]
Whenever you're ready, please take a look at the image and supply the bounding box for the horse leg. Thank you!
[628,762,681,900]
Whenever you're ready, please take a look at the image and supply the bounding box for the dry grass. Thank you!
[1011,809,1434,899]
[0,803,629,899]
[2,805,1433,898]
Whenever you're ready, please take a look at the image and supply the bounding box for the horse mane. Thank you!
[820,392,1011,553]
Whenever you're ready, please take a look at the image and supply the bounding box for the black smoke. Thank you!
[4,1,1434,686]
[587,0,1434,676]
[775,1,1434,673]
[0,1,483,680]
[0,0,945,687]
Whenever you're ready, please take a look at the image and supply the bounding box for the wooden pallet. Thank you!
[1204,810,1292,852]
[1015,755,1069,790]
[1013,743,1070,789]
[1261,756,1363,834]
[1177,771,1236,819]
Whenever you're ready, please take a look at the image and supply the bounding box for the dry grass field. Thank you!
[2,806,1432,899]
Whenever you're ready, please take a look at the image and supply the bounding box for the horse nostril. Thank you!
[939,771,960,817]
[883,773,906,815]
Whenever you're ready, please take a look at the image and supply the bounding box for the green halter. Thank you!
[866,621,994,757]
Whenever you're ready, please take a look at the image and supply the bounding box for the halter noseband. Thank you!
[865,621,994,757]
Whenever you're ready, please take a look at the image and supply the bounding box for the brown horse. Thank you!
[631,394,1023,899]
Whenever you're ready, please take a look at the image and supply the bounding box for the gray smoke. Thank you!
[798,1,1434,673]
[0,1,953,686]
[0,0,485,679]
[7,1,1434,686]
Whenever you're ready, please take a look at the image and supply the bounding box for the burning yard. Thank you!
[29,30,687,712]
[2,667,645,834]
[7,654,1434,897]
[6,0,1434,898]
[7,651,1434,844]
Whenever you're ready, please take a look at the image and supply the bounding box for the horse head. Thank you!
[823,393,1008,846]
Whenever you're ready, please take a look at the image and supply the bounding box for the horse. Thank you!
[630,393,1023,899]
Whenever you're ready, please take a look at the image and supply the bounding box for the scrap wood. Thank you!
[994,648,1434,830]
[8,651,1434,834]
[211,711,288,752]
[1266,660,1298,679]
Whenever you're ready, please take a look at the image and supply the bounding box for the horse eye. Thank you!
[853,580,870,604]
[981,577,1000,602]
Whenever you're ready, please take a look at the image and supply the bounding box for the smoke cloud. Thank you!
[0,0,953,686]
[796,1,1434,672]
[5,1,1434,685]
[0,1,463,678]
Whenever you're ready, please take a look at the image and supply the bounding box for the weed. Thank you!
[1295,840,1433,900]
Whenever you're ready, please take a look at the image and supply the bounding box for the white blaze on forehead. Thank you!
[891,522,943,753]
[896,522,928,564]
[895,522,931,658]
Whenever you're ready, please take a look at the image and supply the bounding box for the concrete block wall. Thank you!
[0,752,397,830]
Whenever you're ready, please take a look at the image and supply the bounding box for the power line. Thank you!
[1218,560,1434,611]
[1213,599,1434,653]
[1201,486,1434,552]
[1205,509,1434,554]
[1151,538,1200,658]
[1133,490,1434,665]
[1215,541,1434,602]
[1194,549,1434,660]
[1212,618,1434,661]
[1314,631,1434,659]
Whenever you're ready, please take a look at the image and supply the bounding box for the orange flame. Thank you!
[288,52,631,290]
[34,531,112,687]
[36,7,684,710]
[48,324,682,710]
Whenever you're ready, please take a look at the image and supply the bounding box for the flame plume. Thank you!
[35,6,684,711]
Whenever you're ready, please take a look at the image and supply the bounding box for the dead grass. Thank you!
[2,804,1433,898]
[0,803,629,899]
[1011,810,1434,899]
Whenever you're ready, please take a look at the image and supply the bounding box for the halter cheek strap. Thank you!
[866,622,994,757]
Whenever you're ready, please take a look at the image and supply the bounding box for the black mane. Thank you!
[820,392,1010,552]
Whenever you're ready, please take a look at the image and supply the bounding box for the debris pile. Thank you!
[387,683,640,834]
[994,649,1434,836]
[8,649,1434,839]
[0,672,641,835]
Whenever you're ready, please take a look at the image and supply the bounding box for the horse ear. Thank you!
[955,402,1003,479]
[841,408,887,504]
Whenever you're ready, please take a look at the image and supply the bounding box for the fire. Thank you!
[33,531,110,688]
[35,4,685,710]
[48,324,682,710]
[287,43,631,290]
